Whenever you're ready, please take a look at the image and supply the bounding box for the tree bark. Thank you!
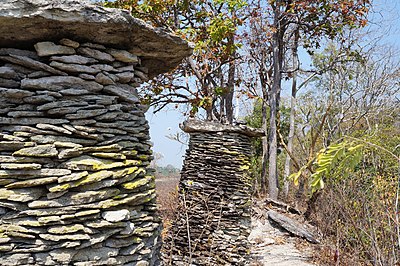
[284,28,299,199]
[261,99,269,194]
[226,59,235,124]
[268,2,284,200]
[225,33,235,124]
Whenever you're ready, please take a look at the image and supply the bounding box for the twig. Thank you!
[182,191,192,264]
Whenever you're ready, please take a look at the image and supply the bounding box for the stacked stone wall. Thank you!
[163,120,263,265]
[0,39,160,266]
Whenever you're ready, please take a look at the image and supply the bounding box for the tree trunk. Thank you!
[268,88,279,199]
[283,81,296,198]
[268,3,284,200]
[225,33,235,124]
[261,99,269,195]
[283,28,299,199]
[218,67,225,121]
[225,59,235,124]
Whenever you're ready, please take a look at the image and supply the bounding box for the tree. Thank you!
[150,152,164,168]
[106,0,371,200]
[104,0,247,123]
[244,0,370,199]
[283,37,400,204]
[245,98,291,195]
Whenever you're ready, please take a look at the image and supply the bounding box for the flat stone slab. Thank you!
[181,119,265,137]
[0,0,193,77]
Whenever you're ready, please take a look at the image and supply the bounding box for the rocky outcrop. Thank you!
[163,120,264,265]
[0,0,193,78]
[0,38,162,266]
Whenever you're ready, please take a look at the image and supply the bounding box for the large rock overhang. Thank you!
[0,0,193,78]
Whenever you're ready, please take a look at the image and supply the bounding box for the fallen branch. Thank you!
[265,198,302,215]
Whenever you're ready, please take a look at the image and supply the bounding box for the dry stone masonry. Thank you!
[0,39,158,266]
[163,120,264,265]
[0,1,191,265]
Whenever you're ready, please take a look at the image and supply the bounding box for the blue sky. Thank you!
[147,107,187,167]
[147,0,400,168]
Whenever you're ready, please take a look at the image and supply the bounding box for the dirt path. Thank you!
[248,202,316,266]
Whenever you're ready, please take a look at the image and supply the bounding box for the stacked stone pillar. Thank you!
[0,1,192,265]
[163,120,264,265]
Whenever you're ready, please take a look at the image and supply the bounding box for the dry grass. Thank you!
[155,174,180,237]
[309,175,399,266]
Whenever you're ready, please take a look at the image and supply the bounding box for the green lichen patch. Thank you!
[105,236,142,248]
[0,224,43,239]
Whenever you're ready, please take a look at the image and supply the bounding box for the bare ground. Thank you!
[248,201,316,266]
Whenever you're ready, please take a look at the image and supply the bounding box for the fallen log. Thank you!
[267,210,319,244]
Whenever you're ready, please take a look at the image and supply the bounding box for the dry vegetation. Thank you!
[307,129,400,265]
[155,173,180,237]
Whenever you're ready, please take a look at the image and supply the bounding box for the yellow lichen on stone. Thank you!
[220,148,239,155]
[15,220,42,227]
[64,155,142,171]
[91,152,126,160]
[49,183,71,193]
[0,224,30,234]
[131,236,142,243]
[137,155,150,161]
[48,224,85,234]
[74,209,100,218]
[122,176,153,190]
[74,170,113,186]
[98,189,156,209]
[121,150,138,157]
[113,167,143,179]
[239,164,250,171]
